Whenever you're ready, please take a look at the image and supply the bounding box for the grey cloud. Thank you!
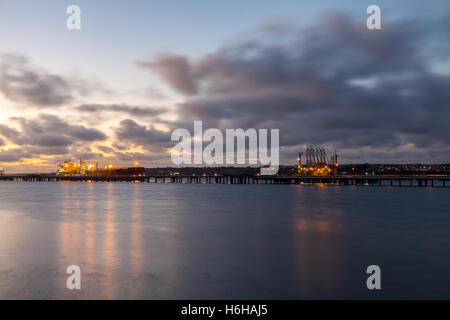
[72,151,104,160]
[0,54,72,107]
[0,114,106,149]
[0,54,108,108]
[114,119,171,151]
[0,149,33,162]
[97,145,115,153]
[0,124,20,140]
[112,142,127,151]
[67,127,106,142]
[25,146,70,156]
[0,143,69,163]
[114,151,167,162]
[76,104,166,118]
[137,53,198,95]
[146,12,450,163]
[32,135,73,147]
[145,86,166,99]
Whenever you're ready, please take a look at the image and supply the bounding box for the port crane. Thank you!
[298,145,339,176]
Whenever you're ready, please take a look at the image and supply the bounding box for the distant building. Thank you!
[0,168,5,176]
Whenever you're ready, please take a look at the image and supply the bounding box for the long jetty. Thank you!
[0,174,449,188]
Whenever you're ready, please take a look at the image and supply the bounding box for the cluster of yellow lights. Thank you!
[298,165,333,176]
[57,159,142,177]
[63,162,81,169]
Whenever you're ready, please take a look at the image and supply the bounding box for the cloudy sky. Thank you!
[0,0,449,172]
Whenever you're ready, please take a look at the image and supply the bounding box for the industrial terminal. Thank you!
[0,146,449,188]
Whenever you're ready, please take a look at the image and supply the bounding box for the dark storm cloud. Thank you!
[76,104,166,118]
[138,11,450,163]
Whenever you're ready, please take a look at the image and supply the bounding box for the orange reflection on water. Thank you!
[83,183,97,284]
[102,182,118,299]
[129,183,144,298]
[56,182,149,298]
[58,182,82,294]
[295,218,333,233]
[291,185,344,297]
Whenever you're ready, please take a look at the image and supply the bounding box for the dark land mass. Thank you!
[145,164,450,176]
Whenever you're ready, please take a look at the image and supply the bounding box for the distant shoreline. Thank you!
[2,163,450,177]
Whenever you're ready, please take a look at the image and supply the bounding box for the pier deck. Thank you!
[0,174,449,187]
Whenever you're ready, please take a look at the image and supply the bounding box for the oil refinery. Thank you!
[297,145,339,176]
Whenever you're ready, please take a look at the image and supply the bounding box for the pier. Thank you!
[0,174,449,188]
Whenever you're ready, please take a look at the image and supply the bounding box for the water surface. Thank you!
[0,181,449,299]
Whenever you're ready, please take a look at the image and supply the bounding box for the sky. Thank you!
[0,0,449,172]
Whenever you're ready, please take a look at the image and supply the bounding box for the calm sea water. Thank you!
[0,181,449,299]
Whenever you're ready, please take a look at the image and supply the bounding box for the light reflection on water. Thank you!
[0,182,449,299]
[129,183,144,298]
[103,182,118,299]
[292,186,345,298]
